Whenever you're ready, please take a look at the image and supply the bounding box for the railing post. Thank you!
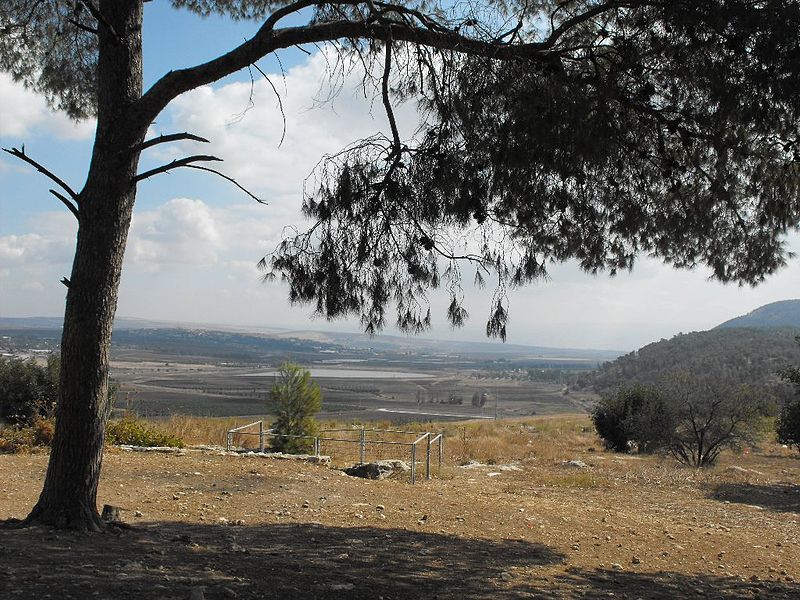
[226,431,232,452]
[359,427,366,465]
[425,433,431,480]
[439,434,444,472]
[314,436,320,457]
[258,421,264,453]
[411,442,417,484]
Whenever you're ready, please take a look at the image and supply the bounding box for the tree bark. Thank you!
[25,0,145,531]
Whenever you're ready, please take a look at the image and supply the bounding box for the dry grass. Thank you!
[443,415,597,465]
[146,413,599,468]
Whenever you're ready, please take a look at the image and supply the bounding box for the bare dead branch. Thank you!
[49,189,80,221]
[184,165,266,204]
[133,132,210,152]
[134,155,222,181]
[251,62,287,148]
[2,146,79,201]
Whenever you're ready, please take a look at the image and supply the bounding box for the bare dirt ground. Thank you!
[1,426,799,599]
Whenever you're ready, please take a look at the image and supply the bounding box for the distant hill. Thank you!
[576,327,800,402]
[0,316,622,361]
[716,299,800,330]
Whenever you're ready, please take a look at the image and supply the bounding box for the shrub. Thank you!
[0,355,59,424]
[105,415,184,447]
[269,363,322,454]
[776,399,800,451]
[0,417,55,453]
[591,385,669,452]
[778,360,800,451]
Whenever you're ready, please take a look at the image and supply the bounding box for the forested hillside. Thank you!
[717,300,800,330]
[576,328,800,401]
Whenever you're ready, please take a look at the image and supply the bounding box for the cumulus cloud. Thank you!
[158,50,419,206]
[0,74,95,140]
[128,198,223,267]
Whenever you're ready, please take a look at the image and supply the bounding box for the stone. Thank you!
[101,505,123,523]
[344,460,410,480]
[563,460,589,469]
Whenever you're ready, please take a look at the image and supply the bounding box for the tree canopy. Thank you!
[4,1,800,339]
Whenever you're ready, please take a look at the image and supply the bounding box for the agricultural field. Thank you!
[110,358,599,423]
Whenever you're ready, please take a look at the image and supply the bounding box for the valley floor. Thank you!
[1,420,798,599]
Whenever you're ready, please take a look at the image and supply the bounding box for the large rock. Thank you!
[344,460,410,480]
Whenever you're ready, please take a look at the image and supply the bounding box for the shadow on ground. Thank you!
[709,482,800,513]
[0,521,562,599]
[554,567,799,599]
[3,521,799,599]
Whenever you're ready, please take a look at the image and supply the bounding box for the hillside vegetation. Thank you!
[576,327,800,402]
[717,299,800,330]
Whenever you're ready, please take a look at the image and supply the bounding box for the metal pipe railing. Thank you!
[225,421,444,483]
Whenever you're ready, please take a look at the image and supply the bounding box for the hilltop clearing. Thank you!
[1,417,798,599]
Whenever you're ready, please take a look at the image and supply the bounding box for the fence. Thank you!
[225,421,443,484]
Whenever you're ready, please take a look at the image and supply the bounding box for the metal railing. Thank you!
[225,422,444,484]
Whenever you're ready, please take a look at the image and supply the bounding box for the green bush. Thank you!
[269,363,322,454]
[591,384,670,452]
[106,416,184,448]
[777,399,800,451]
[0,355,59,424]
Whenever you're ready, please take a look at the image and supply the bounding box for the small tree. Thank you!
[661,374,767,467]
[778,363,800,451]
[0,356,59,425]
[269,363,322,454]
[776,400,800,451]
[592,384,671,453]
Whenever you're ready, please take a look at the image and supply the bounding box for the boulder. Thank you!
[344,460,410,480]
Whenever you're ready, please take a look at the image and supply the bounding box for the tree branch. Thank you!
[382,29,401,153]
[133,132,210,153]
[2,147,79,201]
[134,155,222,181]
[49,189,80,221]
[67,18,98,35]
[184,165,267,205]
[77,0,120,45]
[139,3,605,125]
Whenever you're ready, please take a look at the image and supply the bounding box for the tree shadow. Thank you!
[554,567,800,600]
[0,521,564,599]
[709,482,800,513]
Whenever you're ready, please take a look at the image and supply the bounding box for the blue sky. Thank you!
[1,3,799,351]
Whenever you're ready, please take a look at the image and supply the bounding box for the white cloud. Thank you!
[0,230,74,266]
[159,50,419,205]
[0,73,95,140]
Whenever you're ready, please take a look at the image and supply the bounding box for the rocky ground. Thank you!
[1,431,799,599]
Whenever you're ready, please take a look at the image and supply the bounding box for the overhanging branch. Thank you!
[140,0,642,125]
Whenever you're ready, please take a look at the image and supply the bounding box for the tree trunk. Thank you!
[25,0,145,531]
